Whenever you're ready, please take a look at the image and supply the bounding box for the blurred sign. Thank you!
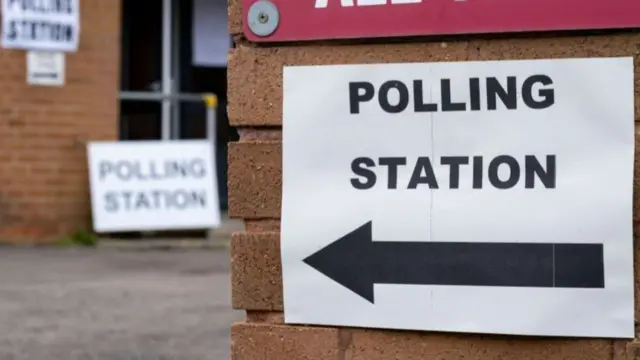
[1,0,80,51]
[192,0,231,67]
[87,141,221,233]
[280,57,635,338]
[243,0,640,42]
[27,51,65,86]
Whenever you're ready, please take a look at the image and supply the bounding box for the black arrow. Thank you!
[303,221,605,304]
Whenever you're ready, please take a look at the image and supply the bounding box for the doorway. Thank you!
[118,0,236,237]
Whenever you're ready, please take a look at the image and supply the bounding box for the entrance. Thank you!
[118,0,236,237]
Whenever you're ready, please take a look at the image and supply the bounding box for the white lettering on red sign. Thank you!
[315,0,421,8]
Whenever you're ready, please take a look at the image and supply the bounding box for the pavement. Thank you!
[98,213,246,250]
[0,247,244,360]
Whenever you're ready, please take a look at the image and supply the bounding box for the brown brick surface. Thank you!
[231,322,617,360]
[348,330,613,360]
[613,341,630,360]
[231,323,340,360]
[228,33,640,126]
[231,232,283,310]
[228,0,243,36]
[0,0,121,243]
[244,219,280,232]
[627,342,640,360]
[246,311,285,324]
[227,141,281,219]
[237,128,282,141]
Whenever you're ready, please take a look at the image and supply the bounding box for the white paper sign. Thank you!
[27,50,64,86]
[2,0,80,52]
[87,141,221,233]
[281,57,635,338]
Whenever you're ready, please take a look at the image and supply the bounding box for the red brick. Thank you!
[244,219,280,232]
[231,232,283,310]
[237,128,282,141]
[348,330,613,360]
[0,0,120,243]
[628,341,640,360]
[231,322,616,360]
[246,311,285,324]
[613,341,629,360]
[231,323,340,360]
[228,141,281,219]
[227,34,640,127]
[228,0,243,35]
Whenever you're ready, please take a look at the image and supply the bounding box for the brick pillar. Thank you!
[227,1,640,357]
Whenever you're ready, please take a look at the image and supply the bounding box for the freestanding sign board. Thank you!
[87,140,221,233]
[243,0,640,43]
[281,57,635,338]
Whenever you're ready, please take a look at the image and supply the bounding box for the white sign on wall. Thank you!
[26,50,64,86]
[2,0,80,52]
[87,141,221,233]
[281,57,635,338]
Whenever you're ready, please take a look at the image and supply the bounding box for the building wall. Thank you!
[226,0,640,357]
[0,0,121,244]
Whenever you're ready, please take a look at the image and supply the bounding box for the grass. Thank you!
[55,229,99,247]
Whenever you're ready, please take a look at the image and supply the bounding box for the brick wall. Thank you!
[227,0,640,357]
[0,0,121,244]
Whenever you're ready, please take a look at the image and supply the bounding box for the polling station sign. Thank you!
[2,0,80,51]
[281,57,635,338]
[87,141,221,233]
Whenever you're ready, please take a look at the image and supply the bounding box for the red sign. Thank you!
[243,0,640,42]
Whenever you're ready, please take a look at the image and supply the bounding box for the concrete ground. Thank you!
[0,248,243,360]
